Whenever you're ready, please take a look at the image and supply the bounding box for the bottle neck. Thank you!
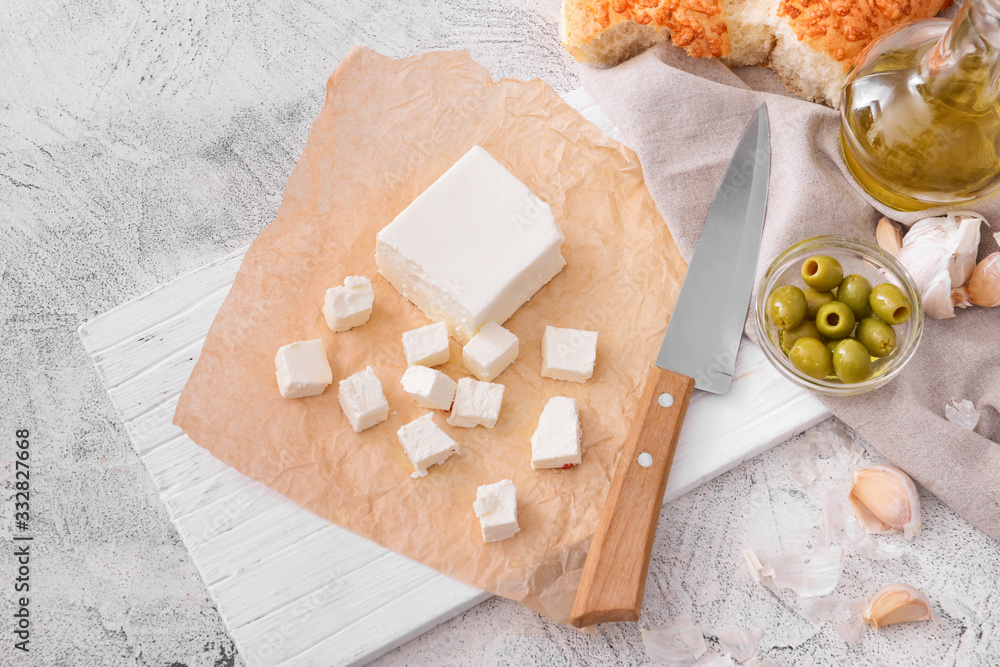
[924,0,1000,106]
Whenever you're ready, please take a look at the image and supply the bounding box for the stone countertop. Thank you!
[2,1,998,665]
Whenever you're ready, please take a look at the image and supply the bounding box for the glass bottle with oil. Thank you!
[841,0,1000,211]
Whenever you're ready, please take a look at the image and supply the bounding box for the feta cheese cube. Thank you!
[473,479,520,543]
[402,321,450,367]
[324,276,374,332]
[396,413,460,477]
[376,145,566,343]
[275,340,333,399]
[541,326,598,383]
[338,366,389,432]
[400,366,457,410]
[530,397,582,469]
[462,321,519,381]
[447,378,504,429]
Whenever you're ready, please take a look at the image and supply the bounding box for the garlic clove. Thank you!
[848,492,892,534]
[965,252,1000,307]
[862,583,934,629]
[949,214,984,288]
[849,466,922,539]
[921,269,956,319]
[876,217,903,256]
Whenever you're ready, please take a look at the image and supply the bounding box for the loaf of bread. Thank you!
[560,0,952,106]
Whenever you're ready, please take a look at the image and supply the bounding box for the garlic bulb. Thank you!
[895,212,985,318]
[848,466,922,540]
[862,584,933,629]
[876,217,903,256]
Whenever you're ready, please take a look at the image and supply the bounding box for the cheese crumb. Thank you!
[338,366,389,432]
[275,340,333,399]
[530,397,582,469]
[462,321,519,381]
[448,378,505,429]
[474,479,520,543]
[323,276,374,332]
[400,366,457,410]
[402,321,450,367]
[541,326,598,383]
[397,413,460,477]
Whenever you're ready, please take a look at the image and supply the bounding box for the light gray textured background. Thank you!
[2,1,999,665]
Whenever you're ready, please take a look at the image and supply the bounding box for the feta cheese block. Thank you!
[447,377,504,429]
[337,366,389,432]
[462,321,519,381]
[530,397,582,469]
[375,145,566,343]
[400,365,457,411]
[402,321,450,367]
[275,340,333,399]
[396,413,460,477]
[473,479,520,543]
[541,326,598,383]
[323,276,374,332]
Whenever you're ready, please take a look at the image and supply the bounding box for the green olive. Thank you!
[804,289,836,320]
[869,283,912,324]
[856,317,897,357]
[815,301,856,339]
[801,255,844,291]
[826,339,841,354]
[780,320,825,354]
[789,337,833,380]
[767,285,807,330]
[837,274,873,319]
[832,338,872,383]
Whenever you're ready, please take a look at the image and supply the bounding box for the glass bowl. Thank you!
[754,236,923,396]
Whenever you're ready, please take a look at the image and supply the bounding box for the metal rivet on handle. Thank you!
[638,452,653,468]
[658,392,674,408]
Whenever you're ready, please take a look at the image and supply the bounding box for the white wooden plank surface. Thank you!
[79,88,831,667]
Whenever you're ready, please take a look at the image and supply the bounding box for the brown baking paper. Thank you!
[173,46,686,624]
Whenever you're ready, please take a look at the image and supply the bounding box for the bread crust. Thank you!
[777,0,951,71]
[562,0,731,61]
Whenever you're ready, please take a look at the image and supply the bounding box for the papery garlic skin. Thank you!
[895,212,986,319]
[862,583,933,629]
[849,466,922,540]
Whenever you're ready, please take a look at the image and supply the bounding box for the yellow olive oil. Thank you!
[840,2,1000,210]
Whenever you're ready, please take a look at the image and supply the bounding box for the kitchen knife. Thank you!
[570,105,770,628]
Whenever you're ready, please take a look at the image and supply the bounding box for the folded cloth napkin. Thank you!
[582,44,1000,541]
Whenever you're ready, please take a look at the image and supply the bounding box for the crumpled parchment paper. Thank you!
[174,46,686,624]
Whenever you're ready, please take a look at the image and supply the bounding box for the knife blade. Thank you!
[570,105,770,628]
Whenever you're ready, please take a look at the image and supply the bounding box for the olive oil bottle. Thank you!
[840,0,1000,211]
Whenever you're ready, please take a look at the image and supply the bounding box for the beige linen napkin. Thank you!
[582,44,1000,541]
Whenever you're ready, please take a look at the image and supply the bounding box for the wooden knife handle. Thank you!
[570,365,695,628]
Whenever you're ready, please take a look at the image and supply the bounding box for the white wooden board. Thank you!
[79,88,830,667]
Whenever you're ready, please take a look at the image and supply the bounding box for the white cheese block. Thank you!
[473,479,520,543]
[541,326,598,383]
[402,321,450,367]
[462,321,519,382]
[375,145,566,343]
[274,340,333,399]
[396,413,460,477]
[338,366,389,432]
[530,397,582,469]
[447,377,505,429]
[323,276,374,332]
[400,366,457,411]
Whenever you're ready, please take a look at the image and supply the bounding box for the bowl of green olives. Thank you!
[755,236,923,396]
